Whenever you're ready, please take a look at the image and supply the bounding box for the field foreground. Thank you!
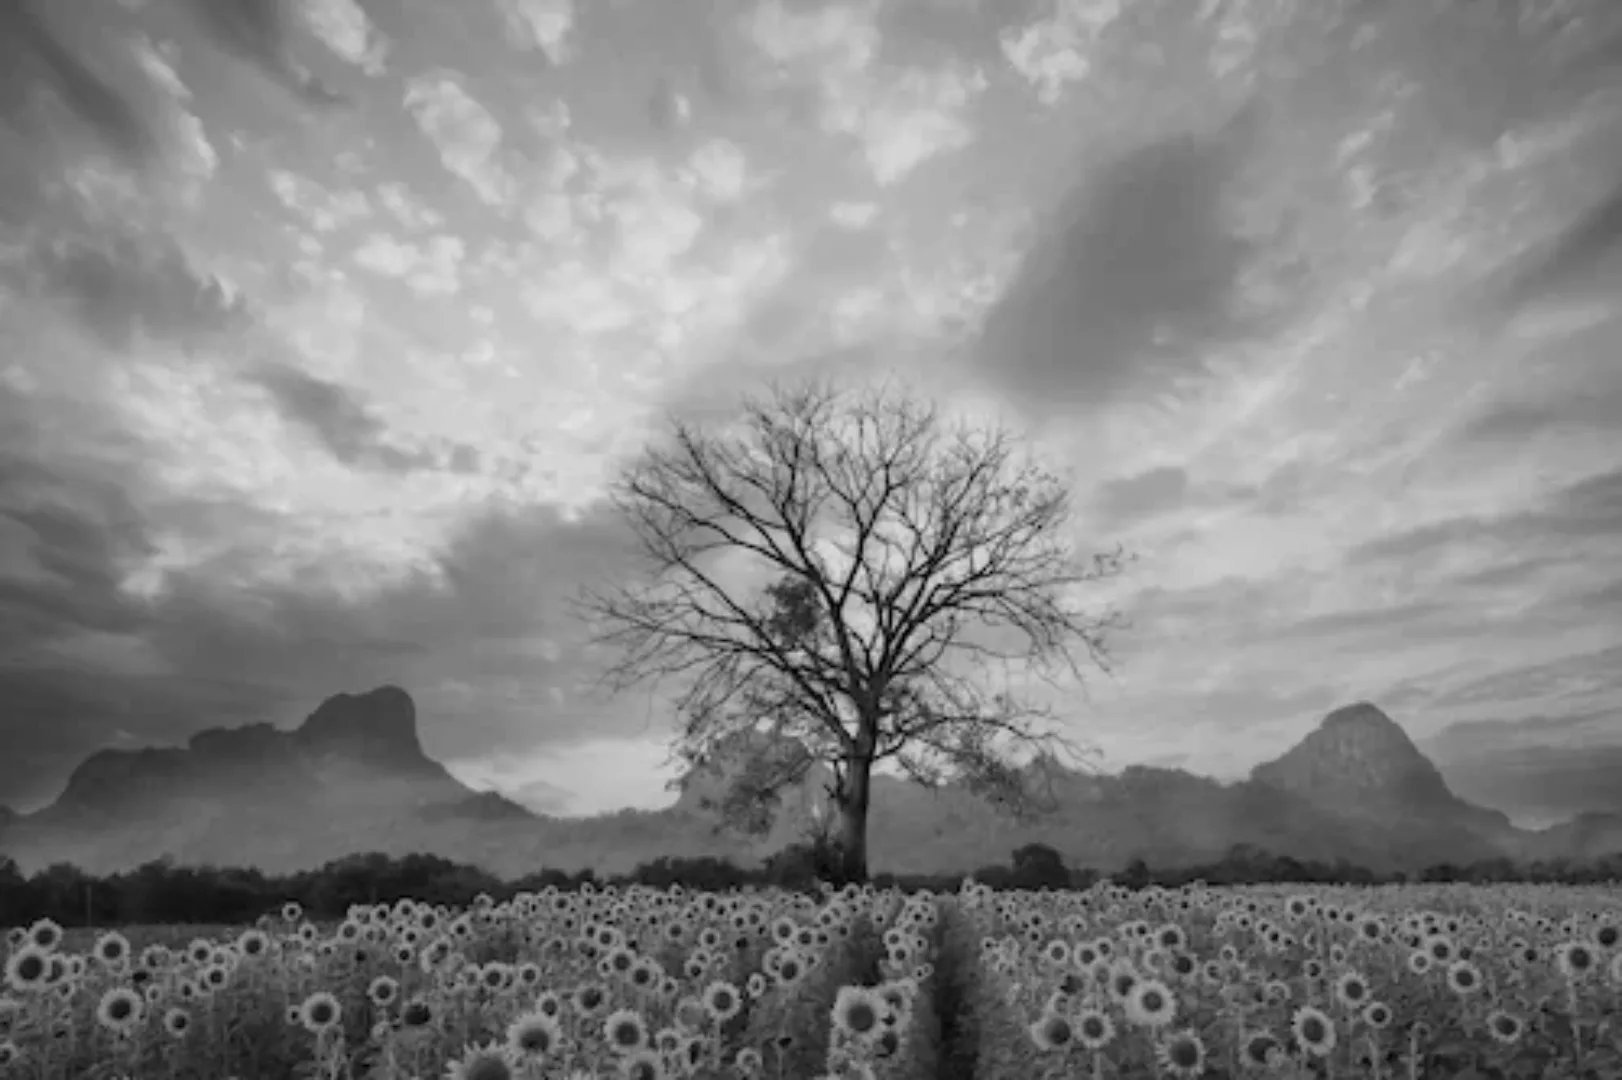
[2,882,1621,1079]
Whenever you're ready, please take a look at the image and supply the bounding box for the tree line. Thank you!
[3,843,1618,929]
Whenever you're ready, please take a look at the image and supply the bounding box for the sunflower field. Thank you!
[1,878,1620,1079]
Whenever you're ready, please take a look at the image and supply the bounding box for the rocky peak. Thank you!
[188,723,286,759]
[1250,702,1455,817]
[55,747,192,813]
[293,685,428,769]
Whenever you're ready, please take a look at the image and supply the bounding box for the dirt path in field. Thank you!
[931,901,979,1080]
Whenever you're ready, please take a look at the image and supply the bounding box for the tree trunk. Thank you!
[834,753,872,884]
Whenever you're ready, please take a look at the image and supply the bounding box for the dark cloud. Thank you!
[1090,466,1190,527]
[177,0,345,106]
[23,232,252,350]
[1347,466,1622,568]
[0,0,161,173]
[1498,174,1622,311]
[971,112,1267,415]
[1453,387,1622,445]
[246,361,482,475]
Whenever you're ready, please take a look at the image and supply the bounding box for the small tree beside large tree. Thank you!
[579,378,1131,882]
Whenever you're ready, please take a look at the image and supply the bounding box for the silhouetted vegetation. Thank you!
[2,843,1619,928]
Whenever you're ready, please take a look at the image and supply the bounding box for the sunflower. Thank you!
[1445,959,1483,997]
[1124,978,1178,1029]
[1028,1011,1074,1053]
[603,1008,649,1054]
[1156,1030,1207,1078]
[831,986,883,1041]
[1074,1007,1115,1051]
[299,990,343,1035]
[1332,970,1370,1009]
[1107,961,1139,1003]
[1291,1005,1336,1057]
[1240,1030,1281,1069]
[444,1039,517,1080]
[3,946,50,994]
[574,982,608,1016]
[362,974,398,1008]
[1361,1000,1392,1030]
[1556,941,1597,980]
[507,1009,561,1059]
[96,986,146,1036]
[235,929,270,959]
[703,979,742,1023]
[734,1046,764,1075]
[91,931,131,969]
[162,1006,193,1038]
[25,919,62,953]
[774,953,806,988]
[1405,951,1432,976]
[401,995,435,1029]
[0,1039,18,1067]
[1482,1009,1524,1046]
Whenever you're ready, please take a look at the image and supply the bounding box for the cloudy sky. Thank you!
[2,0,1620,816]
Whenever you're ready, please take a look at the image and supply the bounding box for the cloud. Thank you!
[374,182,446,230]
[834,64,984,187]
[1345,467,1622,569]
[178,0,345,104]
[246,360,478,474]
[1452,387,1622,446]
[998,0,1120,107]
[1090,466,1190,528]
[493,0,576,66]
[21,232,250,350]
[0,396,643,809]
[971,109,1270,416]
[298,0,388,75]
[0,0,161,169]
[403,71,514,207]
[266,169,376,232]
[743,0,982,187]
[1499,175,1622,310]
[351,232,466,298]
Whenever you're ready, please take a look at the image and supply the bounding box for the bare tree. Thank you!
[578,378,1131,882]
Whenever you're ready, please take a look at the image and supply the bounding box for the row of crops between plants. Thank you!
[2,879,1621,1078]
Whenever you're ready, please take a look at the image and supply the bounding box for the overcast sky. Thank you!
[2,0,1620,816]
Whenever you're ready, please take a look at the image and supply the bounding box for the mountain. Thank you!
[2,692,1619,878]
[0,686,733,877]
[1419,711,1622,828]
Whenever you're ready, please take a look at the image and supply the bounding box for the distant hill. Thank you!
[2,689,1618,878]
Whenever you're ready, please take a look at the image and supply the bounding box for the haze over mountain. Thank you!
[1419,710,1622,828]
[3,689,1617,878]
[3,0,1622,824]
